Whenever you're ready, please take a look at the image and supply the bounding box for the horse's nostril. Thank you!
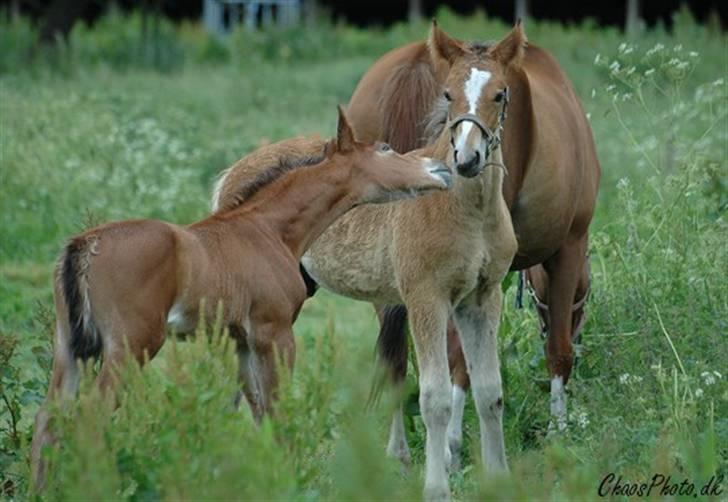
[453,150,459,162]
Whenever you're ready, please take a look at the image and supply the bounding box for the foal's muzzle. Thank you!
[426,160,453,188]
[449,113,495,178]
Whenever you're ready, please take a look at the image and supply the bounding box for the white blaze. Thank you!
[454,68,492,155]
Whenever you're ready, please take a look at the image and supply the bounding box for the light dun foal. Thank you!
[30,107,452,490]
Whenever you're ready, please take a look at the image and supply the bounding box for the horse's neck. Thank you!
[245,160,358,258]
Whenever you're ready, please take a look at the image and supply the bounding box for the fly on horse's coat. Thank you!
[30,107,452,491]
[341,19,600,492]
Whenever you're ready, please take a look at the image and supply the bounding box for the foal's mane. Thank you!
[221,147,328,212]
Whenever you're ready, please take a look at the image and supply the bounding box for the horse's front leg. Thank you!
[543,237,588,431]
[249,321,296,416]
[405,289,451,501]
[453,288,508,473]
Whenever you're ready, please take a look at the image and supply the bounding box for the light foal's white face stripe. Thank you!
[464,67,492,113]
[454,67,492,157]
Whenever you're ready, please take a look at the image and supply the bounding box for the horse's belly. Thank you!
[302,207,402,304]
[511,162,577,266]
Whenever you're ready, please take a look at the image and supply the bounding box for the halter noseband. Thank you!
[447,86,510,172]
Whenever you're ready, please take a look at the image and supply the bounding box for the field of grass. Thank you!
[1,7,726,500]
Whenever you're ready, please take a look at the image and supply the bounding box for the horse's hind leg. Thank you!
[446,320,468,472]
[374,304,412,466]
[453,289,508,474]
[30,323,81,492]
[543,237,588,431]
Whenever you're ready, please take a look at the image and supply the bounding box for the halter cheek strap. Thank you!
[447,86,510,173]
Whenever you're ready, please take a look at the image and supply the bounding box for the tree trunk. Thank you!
[515,0,529,23]
[625,0,640,35]
[38,0,92,45]
[408,0,423,24]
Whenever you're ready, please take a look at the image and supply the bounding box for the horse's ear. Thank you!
[336,105,356,153]
[428,19,465,66]
[490,20,528,69]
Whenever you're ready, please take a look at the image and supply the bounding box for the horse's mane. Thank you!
[220,148,328,212]
[378,48,440,153]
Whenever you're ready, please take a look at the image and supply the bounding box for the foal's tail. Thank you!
[379,56,440,153]
[59,236,103,362]
[368,305,410,407]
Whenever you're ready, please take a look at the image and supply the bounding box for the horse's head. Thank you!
[329,106,452,203]
[428,20,527,178]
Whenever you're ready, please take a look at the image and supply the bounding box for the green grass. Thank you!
[1,7,726,500]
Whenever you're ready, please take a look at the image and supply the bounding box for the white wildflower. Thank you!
[622,93,633,102]
[695,388,704,398]
[689,51,699,57]
[609,61,621,73]
[626,66,636,76]
[624,47,634,55]
[619,373,631,384]
[606,84,616,92]
[701,371,716,386]
[644,68,655,76]
[594,53,602,64]
[591,88,596,98]
[618,42,627,53]
[673,44,683,51]
[676,61,689,70]
[712,78,724,86]
[668,58,681,66]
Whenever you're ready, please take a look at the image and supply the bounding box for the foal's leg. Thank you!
[405,292,451,500]
[453,289,508,473]
[543,237,588,431]
[446,322,469,471]
[250,322,296,415]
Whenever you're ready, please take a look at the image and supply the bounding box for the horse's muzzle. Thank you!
[426,161,453,188]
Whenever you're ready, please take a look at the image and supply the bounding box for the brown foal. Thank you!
[30,107,452,489]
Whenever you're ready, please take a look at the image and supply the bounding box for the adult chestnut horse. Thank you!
[30,107,451,491]
[347,21,600,446]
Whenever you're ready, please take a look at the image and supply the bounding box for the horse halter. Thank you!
[447,86,510,173]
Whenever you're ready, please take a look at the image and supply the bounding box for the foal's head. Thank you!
[428,21,527,178]
[331,106,452,202]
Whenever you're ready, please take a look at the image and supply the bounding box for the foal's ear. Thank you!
[490,20,528,69]
[428,19,465,66]
[336,105,356,153]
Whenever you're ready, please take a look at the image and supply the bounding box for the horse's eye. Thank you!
[443,90,452,102]
[494,91,505,103]
[379,143,391,152]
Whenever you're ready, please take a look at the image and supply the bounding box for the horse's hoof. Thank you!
[386,443,412,469]
[424,485,451,502]
[447,440,462,472]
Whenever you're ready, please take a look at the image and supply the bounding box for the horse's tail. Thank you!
[379,57,439,153]
[59,236,103,362]
[368,304,409,408]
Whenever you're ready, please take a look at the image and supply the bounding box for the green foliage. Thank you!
[1,8,726,500]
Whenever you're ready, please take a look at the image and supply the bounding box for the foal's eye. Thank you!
[443,90,452,102]
[494,90,506,103]
[379,143,392,152]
